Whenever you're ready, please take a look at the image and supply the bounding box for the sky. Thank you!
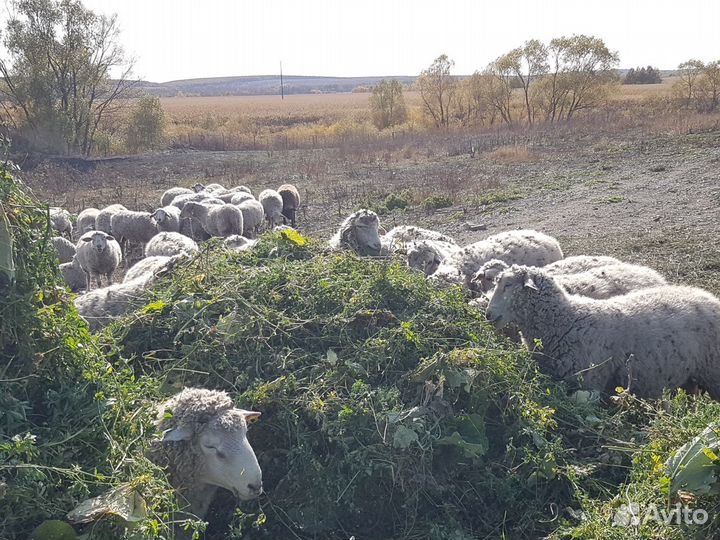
[51,0,720,82]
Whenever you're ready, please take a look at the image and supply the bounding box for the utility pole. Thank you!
[280,61,284,100]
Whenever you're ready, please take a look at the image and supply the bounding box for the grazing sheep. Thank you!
[278,183,300,227]
[51,236,76,264]
[180,201,243,238]
[145,231,199,257]
[405,239,463,276]
[485,265,720,399]
[151,206,182,233]
[430,229,563,287]
[75,208,99,237]
[224,235,257,252]
[230,192,255,206]
[74,272,156,330]
[60,256,85,292]
[472,258,667,299]
[258,189,284,228]
[329,209,382,256]
[236,199,264,238]
[161,187,194,207]
[95,204,127,234]
[110,210,159,258]
[49,207,73,238]
[75,230,122,290]
[544,255,623,276]
[148,388,263,519]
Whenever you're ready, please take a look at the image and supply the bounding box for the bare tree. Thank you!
[418,54,456,129]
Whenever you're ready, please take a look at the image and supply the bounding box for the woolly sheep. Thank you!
[122,254,187,283]
[258,189,284,228]
[430,229,563,287]
[544,255,623,276]
[217,186,254,203]
[224,235,257,252]
[74,272,156,330]
[329,209,382,256]
[49,207,73,238]
[161,187,193,207]
[472,258,667,299]
[170,192,224,210]
[145,231,199,257]
[236,199,264,238]
[151,206,182,233]
[192,182,225,194]
[485,265,720,399]
[75,230,122,290]
[95,204,127,234]
[75,208,99,237]
[51,236,76,264]
[277,183,300,227]
[230,192,254,206]
[148,388,262,519]
[110,210,159,258]
[383,225,455,248]
[60,257,85,292]
[406,239,463,276]
[180,201,243,238]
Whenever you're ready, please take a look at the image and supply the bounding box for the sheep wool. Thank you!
[151,206,182,233]
[49,207,73,238]
[277,183,300,227]
[75,208,99,237]
[236,199,264,238]
[258,189,284,228]
[329,209,382,256]
[75,230,122,290]
[110,210,159,256]
[161,187,194,207]
[95,204,127,234]
[145,231,199,257]
[51,236,76,264]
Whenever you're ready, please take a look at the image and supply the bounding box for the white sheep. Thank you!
[95,204,127,234]
[544,255,623,275]
[258,189,284,228]
[51,236,76,264]
[217,186,254,203]
[110,210,159,258]
[236,199,264,238]
[485,265,720,399]
[180,201,243,238]
[151,206,182,233]
[472,258,667,299]
[192,182,225,194]
[60,256,85,292]
[430,229,563,287]
[329,209,382,256]
[148,388,262,519]
[74,272,156,330]
[170,192,223,210]
[75,208,99,237]
[224,235,257,252]
[405,239,463,276]
[123,254,186,283]
[49,207,73,238]
[75,230,122,290]
[230,192,255,206]
[161,187,194,207]
[278,183,300,227]
[382,225,455,249]
[145,231,199,257]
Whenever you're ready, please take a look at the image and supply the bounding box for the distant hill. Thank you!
[136,75,418,97]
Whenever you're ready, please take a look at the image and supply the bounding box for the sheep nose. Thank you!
[247,482,263,497]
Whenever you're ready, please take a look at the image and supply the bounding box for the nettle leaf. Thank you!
[666,423,720,495]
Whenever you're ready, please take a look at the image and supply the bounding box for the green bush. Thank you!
[384,190,414,211]
[421,194,454,210]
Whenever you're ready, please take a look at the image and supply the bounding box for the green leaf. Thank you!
[393,425,419,449]
[280,229,306,246]
[666,423,720,495]
[436,413,488,458]
[142,300,167,314]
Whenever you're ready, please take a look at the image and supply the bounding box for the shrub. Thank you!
[384,190,413,211]
[126,96,165,153]
[421,194,454,210]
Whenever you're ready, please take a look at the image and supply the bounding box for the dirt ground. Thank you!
[18,128,720,294]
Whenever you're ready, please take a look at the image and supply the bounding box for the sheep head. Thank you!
[407,241,443,275]
[81,231,115,253]
[485,265,540,329]
[340,209,381,256]
[470,259,510,293]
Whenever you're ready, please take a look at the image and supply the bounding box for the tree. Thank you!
[125,96,165,152]
[500,40,548,124]
[695,60,720,112]
[674,59,705,107]
[624,66,662,84]
[0,0,136,155]
[418,54,456,129]
[457,72,497,126]
[369,79,407,130]
[484,57,516,125]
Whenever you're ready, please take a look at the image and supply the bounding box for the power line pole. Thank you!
[280,61,284,100]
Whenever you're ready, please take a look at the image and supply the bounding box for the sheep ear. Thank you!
[523,275,538,291]
[105,235,115,242]
[161,426,193,442]
[240,410,261,424]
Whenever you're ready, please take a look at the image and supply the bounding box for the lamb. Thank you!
[224,235,257,252]
[148,388,263,520]
[49,207,73,238]
[151,206,182,233]
[180,201,243,237]
[277,183,300,227]
[485,264,720,399]
[75,208,99,237]
[230,192,255,205]
[430,229,563,287]
[95,204,127,234]
[472,258,667,299]
[60,256,85,292]
[75,230,122,290]
[236,199,264,238]
[161,187,194,207]
[51,236,76,264]
[258,189,284,228]
[405,239,463,276]
[145,231,199,257]
[544,255,623,276]
[329,209,382,256]
[110,210,159,258]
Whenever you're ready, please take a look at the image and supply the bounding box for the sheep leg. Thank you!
[84,271,92,292]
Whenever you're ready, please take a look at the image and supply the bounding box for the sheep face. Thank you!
[81,231,115,253]
[407,244,442,275]
[152,209,168,224]
[163,409,263,500]
[485,266,538,329]
[192,183,205,193]
[345,211,381,255]
[470,259,509,293]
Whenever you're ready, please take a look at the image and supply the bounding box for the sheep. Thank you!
[51,236,76,264]
[110,210,159,258]
[236,199,264,238]
[329,209,382,256]
[148,388,263,520]
[145,231,199,257]
[49,207,73,238]
[122,254,188,283]
[192,182,225,194]
[95,204,127,234]
[472,258,667,299]
[60,256,85,292]
[277,183,300,227]
[485,264,720,399]
[75,208,99,237]
[151,206,182,233]
[258,189,284,228]
[230,192,255,206]
[405,239,463,276]
[75,230,122,291]
[224,235,257,252]
[170,192,224,210]
[161,187,194,207]
[383,225,455,247]
[180,201,243,238]
[430,229,563,287]
[217,186,254,203]
[544,255,623,276]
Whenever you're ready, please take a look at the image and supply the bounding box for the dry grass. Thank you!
[486,145,538,163]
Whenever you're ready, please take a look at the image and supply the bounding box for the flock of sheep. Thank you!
[45,189,720,529]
